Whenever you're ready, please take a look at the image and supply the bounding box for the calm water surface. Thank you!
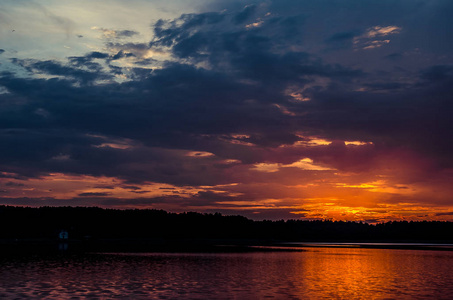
[1,247,453,299]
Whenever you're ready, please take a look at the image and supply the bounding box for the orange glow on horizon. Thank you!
[1,143,453,222]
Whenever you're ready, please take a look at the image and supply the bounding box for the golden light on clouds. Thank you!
[252,163,280,173]
[0,173,203,200]
[354,25,401,50]
[274,104,297,116]
[252,158,333,173]
[186,151,215,157]
[95,143,132,150]
[286,158,334,171]
[1,161,453,222]
[284,86,311,102]
[365,26,401,38]
[1,0,452,224]
[345,141,373,146]
[245,20,264,29]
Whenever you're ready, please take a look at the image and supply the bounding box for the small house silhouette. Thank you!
[59,230,69,240]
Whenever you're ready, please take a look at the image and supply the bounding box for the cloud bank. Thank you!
[0,0,452,221]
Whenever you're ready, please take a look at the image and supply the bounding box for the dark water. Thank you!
[1,247,453,299]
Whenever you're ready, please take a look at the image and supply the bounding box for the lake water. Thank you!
[1,247,453,299]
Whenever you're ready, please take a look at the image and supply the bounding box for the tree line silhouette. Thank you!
[1,205,452,242]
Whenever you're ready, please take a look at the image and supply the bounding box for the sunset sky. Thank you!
[0,0,452,222]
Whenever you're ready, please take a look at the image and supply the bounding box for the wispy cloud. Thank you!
[354,25,402,50]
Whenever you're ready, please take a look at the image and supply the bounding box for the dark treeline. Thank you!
[1,205,452,242]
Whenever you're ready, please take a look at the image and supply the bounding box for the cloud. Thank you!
[10,58,111,84]
[384,53,403,60]
[78,192,111,197]
[105,42,153,60]
[4,181,25,187]
[252,158,333,173]
[92,27,139,39]
[353,25,401,50]
[420,65,453,83]
[1,5,451,187]
[233,4,257,24]
[364,26,401,38]
[0,1,452,220]
[327,32,356,43]
[435,212,453,217]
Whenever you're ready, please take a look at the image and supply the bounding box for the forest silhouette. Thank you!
[1,206,452,243]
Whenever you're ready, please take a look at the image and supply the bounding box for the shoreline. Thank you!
[2,238,453,255]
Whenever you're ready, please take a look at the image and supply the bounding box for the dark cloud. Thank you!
[131,190,150,194]
[326,31,356,43]
[363,82,406,92]
[233,4,257,24]
[105,42,150,59]
[0,1,452,205]
[87,51,109,59]
[78,192,111,197]
[205,208,307,221]
[324,31,358,51]
[435,212,453,217]
[94,28,140,39]
[384,53,403,60]
[420,65,453,83]
[122,185,142,190]
[11,58,110,84]
[95,185,116,190]
[0,197,89,206]
[111,50,135,60]
[115,30,139,38]
[0,196,160,207]
[4,182,25,187]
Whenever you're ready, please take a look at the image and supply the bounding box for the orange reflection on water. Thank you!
[292,247,448,299]
[2,248,453,298]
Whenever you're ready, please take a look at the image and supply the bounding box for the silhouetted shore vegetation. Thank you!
[1,206,452,243]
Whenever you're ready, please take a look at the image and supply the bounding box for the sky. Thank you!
[0,0,452,222]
